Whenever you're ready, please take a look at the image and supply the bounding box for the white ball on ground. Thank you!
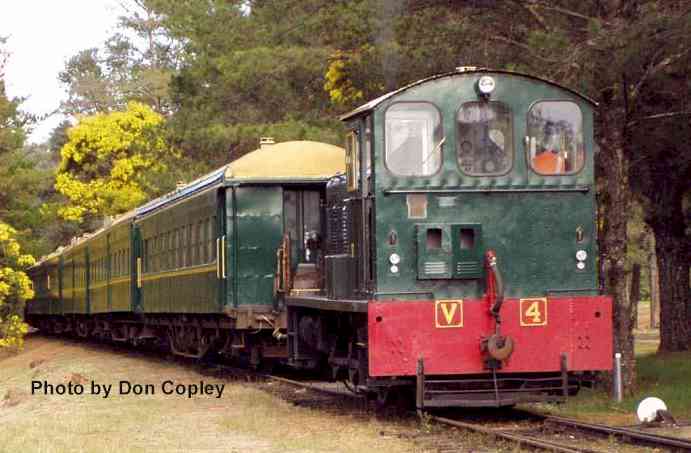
[636,397,667,423]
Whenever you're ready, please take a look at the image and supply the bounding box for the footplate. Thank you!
[415,355,575,413]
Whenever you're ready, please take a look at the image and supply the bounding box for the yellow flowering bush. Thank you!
[55,101,175,222]
[0,222,34,351]
[324,50,364,106]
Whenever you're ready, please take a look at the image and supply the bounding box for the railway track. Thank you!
[431,412,691,452]
[543,414,691,451]
[225,371,691,452]
[431,414,596,453]
[265,374,366,400]
[38,335,691,452]
[241,372,634,451]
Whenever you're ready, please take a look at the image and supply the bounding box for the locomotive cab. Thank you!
[287,69,612,408]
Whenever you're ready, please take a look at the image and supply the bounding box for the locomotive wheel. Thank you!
[374,387,414,415]
[375,388,390,407]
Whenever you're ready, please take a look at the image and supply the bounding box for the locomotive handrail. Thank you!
[547,288,600,294]
[221,236,227,279]
[216,238,221,279]
[373,290,435,297]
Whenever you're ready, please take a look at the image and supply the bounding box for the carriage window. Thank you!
[457,102,513,175]
[196,221,203,265]
[202,219,209,263]
[363,121,372,194]
[385,103,443,176]
[144,239,149,272]
[174,229,181,268]
[207,219,213,262]
[527,101,584,175]
[211,217,217,260]
[162,233,168,270]
[153,236,159,272]
[187,225,192,267]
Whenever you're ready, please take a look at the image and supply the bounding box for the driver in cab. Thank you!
[532,121,566,175]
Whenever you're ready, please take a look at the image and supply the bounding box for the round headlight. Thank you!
[576,250,588,261]
[389,253,401,265]
[477,76,496,95]
[390,265,399,274]
[576,261,586,270]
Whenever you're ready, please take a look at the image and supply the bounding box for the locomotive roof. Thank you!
[340,68,597,121]
[224,140,345,181]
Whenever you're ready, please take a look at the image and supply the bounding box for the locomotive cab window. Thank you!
[527,101,584,175]
[385,102,442,176]
[345,131,359,192]
[457,102,513,175]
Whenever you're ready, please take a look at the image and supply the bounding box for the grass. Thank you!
[543,300,691,425]
[546,350,691,425]
[217,385,417,453]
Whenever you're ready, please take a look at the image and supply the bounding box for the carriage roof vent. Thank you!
[260,137,275,149]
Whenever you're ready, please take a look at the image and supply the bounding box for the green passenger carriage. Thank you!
[27,140,344,360]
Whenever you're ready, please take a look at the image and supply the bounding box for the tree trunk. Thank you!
[595,105,635,394]
[651,191,691,352]
[630,263,641,328]
[649,250,660,329]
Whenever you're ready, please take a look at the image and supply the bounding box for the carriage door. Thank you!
[232,186,283,308]
[283,188,323,293]
[283,190,322,265]
[131,224,143,313]
[218,188,230,309]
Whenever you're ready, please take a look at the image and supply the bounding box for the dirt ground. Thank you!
[0,335,430,453]
[2,335,527,453]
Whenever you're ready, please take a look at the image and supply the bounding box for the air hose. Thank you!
[484,250,513,363]
[485,250,504,323]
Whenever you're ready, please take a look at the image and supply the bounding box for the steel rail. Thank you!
[430,415,599,453]
[266,375,366,399]
[545,414,691,451]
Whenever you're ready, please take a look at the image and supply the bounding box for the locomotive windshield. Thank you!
[457,102,513,175]
[385,102,443,176]
[527,101,584,175]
